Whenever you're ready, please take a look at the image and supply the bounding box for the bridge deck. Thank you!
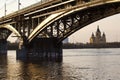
[0,0,119,25]
[0,0,62,22]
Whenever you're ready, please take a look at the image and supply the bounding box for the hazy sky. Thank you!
[0,0,120,43]
[69,13,120,43]
[0,0,41,16]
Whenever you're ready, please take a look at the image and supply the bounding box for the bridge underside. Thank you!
[17,38,62,61]
[0,25,21,55]
[17,1,120,61]
[0,28,11,55]
[35,1,120,43]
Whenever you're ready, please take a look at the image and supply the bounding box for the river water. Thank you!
[0,48,120,80]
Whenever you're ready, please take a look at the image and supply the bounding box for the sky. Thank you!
[0,0,120,43]
[69,13,120,43]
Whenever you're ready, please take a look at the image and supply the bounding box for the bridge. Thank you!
[0,0,120,61]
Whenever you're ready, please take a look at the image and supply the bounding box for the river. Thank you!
[0,48,120,80]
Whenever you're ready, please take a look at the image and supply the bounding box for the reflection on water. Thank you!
[3,51,64,80]
[0,48,120,80]
[0,55,7,80]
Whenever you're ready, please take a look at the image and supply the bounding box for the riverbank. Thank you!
[7,42,120,50]
[63,42,120,49]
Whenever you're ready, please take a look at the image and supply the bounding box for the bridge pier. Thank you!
[17,38,63,62]
[0,39,7,55]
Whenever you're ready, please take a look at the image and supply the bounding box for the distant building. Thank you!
[63,38,69,43]
[90,26,106,44]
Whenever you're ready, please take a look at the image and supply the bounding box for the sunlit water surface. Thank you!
[0,48,120,80]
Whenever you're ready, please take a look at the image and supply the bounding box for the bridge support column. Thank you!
[0,39,7,55]
[17,38,63,62]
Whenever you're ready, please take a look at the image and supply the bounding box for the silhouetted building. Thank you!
[90,26,106,44]
[63,38,69,43]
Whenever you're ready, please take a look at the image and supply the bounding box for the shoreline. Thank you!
[7,42,120,50]
[63,42,120,49]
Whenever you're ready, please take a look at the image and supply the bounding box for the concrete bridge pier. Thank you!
[17,38,63,62]
[0,39,7,55]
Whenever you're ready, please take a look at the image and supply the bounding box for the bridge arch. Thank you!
[28,0,120,43]
[0,24,21,38]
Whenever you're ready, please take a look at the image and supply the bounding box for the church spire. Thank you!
[91,32,94,37]
[97,25,100,32]
[102,32,106,37]
[96,25,101,38]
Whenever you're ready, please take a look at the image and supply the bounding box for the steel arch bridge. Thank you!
[28,0,120,43]
[0,0,120,61]
[0,24,21,40]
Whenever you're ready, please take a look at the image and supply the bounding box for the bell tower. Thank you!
[96,25,101,38]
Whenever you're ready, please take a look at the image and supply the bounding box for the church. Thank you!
[90,26,106,44]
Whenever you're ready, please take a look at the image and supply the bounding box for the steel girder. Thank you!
[0,25,21,39]
[28,0,120,43]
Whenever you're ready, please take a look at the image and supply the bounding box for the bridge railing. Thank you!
[0,0,62,22]
[0,0,119,24]
[40,0,52,3]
